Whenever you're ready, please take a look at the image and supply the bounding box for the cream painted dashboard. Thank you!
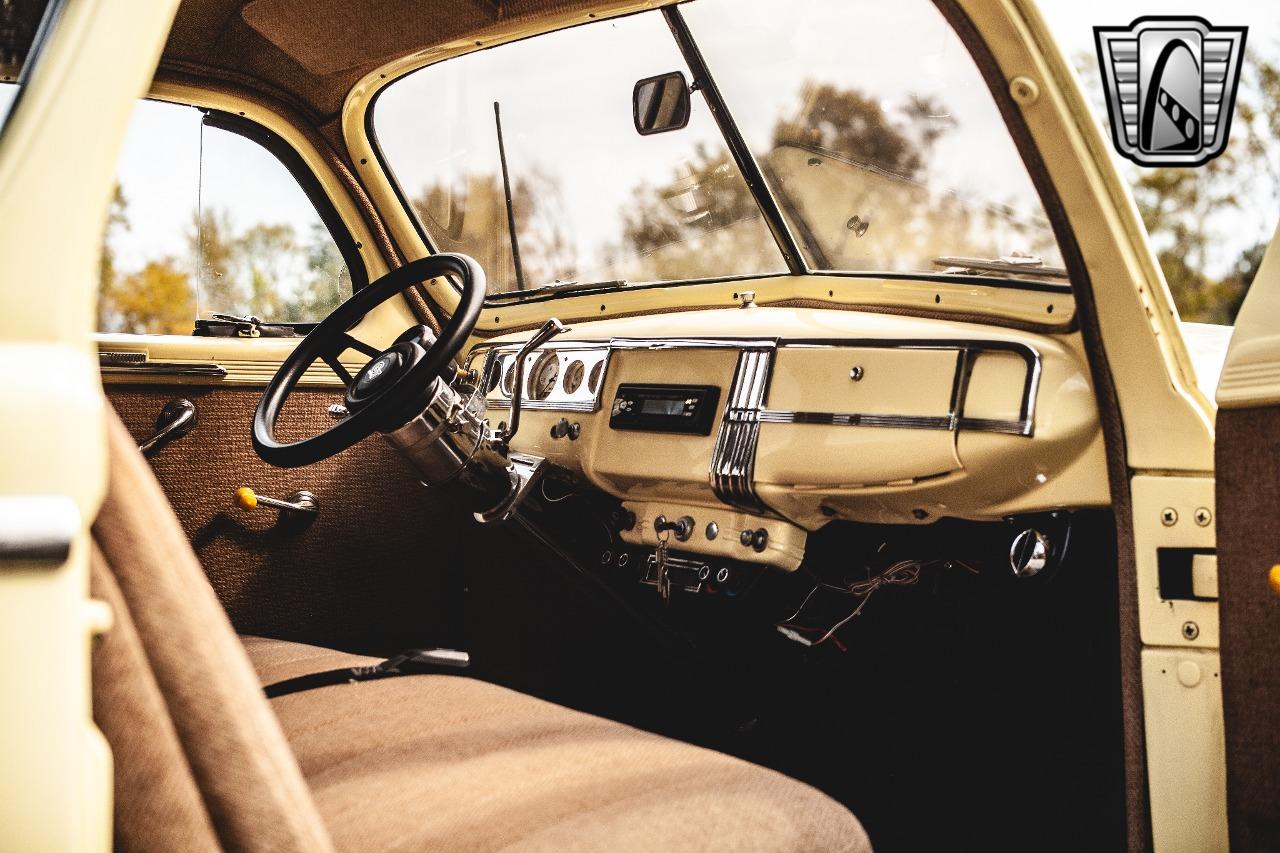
[463,307,1108,571]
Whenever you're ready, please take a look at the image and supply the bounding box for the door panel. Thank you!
[1215,225,1280,849]
[107,384,470,655]
[1215,406,1280,849]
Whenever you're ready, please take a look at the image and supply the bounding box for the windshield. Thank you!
[682,0,1064,278]
[371,0,1064,299]
[372,10,785,295]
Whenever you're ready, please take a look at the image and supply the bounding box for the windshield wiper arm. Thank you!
[490,279,630,300]
[931,255,1069,281]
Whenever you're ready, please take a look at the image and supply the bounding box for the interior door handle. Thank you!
[139,399,197,457]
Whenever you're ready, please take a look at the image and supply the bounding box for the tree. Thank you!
[191,209,349,321]
[612,82,1010,281]
[409,167,577,293]
[1075,47,1280,325]
[100,259,197,335]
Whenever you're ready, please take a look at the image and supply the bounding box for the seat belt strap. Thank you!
[263,648,470,699]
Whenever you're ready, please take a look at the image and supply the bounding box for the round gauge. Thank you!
[529,352,560,400]
[501,361,517,396]
[563,359,585,395]
[588,360,604,393]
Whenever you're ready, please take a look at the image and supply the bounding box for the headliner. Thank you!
[160,0,624,124]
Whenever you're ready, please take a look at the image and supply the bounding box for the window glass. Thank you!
[682,0,1065,281]
[372,10,786,296]
[98,100,350,335]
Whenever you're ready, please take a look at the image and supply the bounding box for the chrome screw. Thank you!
[1161,507,1179,527]
[849,366,864,382]
[1194,507,1212,527]
[1182,621,1200,641]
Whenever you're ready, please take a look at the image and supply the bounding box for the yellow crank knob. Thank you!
[233,487,258,511]
[1270,565,1280,598]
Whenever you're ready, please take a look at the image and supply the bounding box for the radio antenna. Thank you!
[493,101,526,291]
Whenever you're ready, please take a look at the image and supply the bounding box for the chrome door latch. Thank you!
[139,399,197,457]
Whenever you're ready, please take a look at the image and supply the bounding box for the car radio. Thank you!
[609,384,721,435]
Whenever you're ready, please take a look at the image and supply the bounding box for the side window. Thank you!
[98,100,353,336]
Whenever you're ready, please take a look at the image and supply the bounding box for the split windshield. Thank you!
[371,0,1064,299]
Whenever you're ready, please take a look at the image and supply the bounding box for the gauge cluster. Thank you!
[471,343,612,413]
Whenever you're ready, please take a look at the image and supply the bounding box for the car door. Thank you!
[0,1,180,847]
[93,95,471,654]
[1213,222,1280,850]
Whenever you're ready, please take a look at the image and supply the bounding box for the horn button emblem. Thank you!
[351,351,403,399]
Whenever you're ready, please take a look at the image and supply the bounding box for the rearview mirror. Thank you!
[633,71,691,136]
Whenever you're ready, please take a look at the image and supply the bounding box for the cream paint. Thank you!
[468,307,1108,539]
[0,1,182,850]
[1218,220,1280,408]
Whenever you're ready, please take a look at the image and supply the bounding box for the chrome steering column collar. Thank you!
[385,319,569,524]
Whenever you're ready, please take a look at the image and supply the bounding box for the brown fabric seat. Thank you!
[242,636,869,852]
[92,410,870,851]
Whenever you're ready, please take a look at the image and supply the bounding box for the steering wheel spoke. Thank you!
[339,333,383,359]
[320,351,356,386]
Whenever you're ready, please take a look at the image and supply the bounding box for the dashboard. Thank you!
[462,307,1107,571]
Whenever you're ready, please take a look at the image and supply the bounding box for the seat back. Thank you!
[91,411,333,852]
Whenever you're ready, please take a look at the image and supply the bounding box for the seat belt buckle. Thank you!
[380,648,471,675]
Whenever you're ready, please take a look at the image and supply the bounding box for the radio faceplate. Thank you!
[609,384,721,435]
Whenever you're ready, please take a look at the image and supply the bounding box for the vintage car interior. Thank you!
[3,0,1272,850]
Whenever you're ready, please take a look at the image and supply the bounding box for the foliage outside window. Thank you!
[97,100,349,336]
[372,0,1063,299]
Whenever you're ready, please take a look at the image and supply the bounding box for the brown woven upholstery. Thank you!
[90,545,221,852]
[243,637,871,852]
[93,408,869,850]
[107,385,470,655]
[93,412,335,853]
[160,0,609,123]
[1216,406,1280,852]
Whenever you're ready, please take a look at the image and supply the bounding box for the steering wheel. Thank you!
[252,254,486,468]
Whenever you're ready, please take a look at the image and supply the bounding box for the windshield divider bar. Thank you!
[662,4,808,277]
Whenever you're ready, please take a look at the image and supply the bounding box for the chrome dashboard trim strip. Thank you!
[99,360,228,378]
[482,398,597,413]
[757,411,955,430]
[710,347,776,514]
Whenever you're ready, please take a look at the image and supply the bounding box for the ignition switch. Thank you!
[655,514,694,542]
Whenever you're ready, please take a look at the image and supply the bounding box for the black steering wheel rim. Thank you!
[252,253,486,468]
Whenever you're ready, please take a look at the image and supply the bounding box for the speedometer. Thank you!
[529,352,560,400]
